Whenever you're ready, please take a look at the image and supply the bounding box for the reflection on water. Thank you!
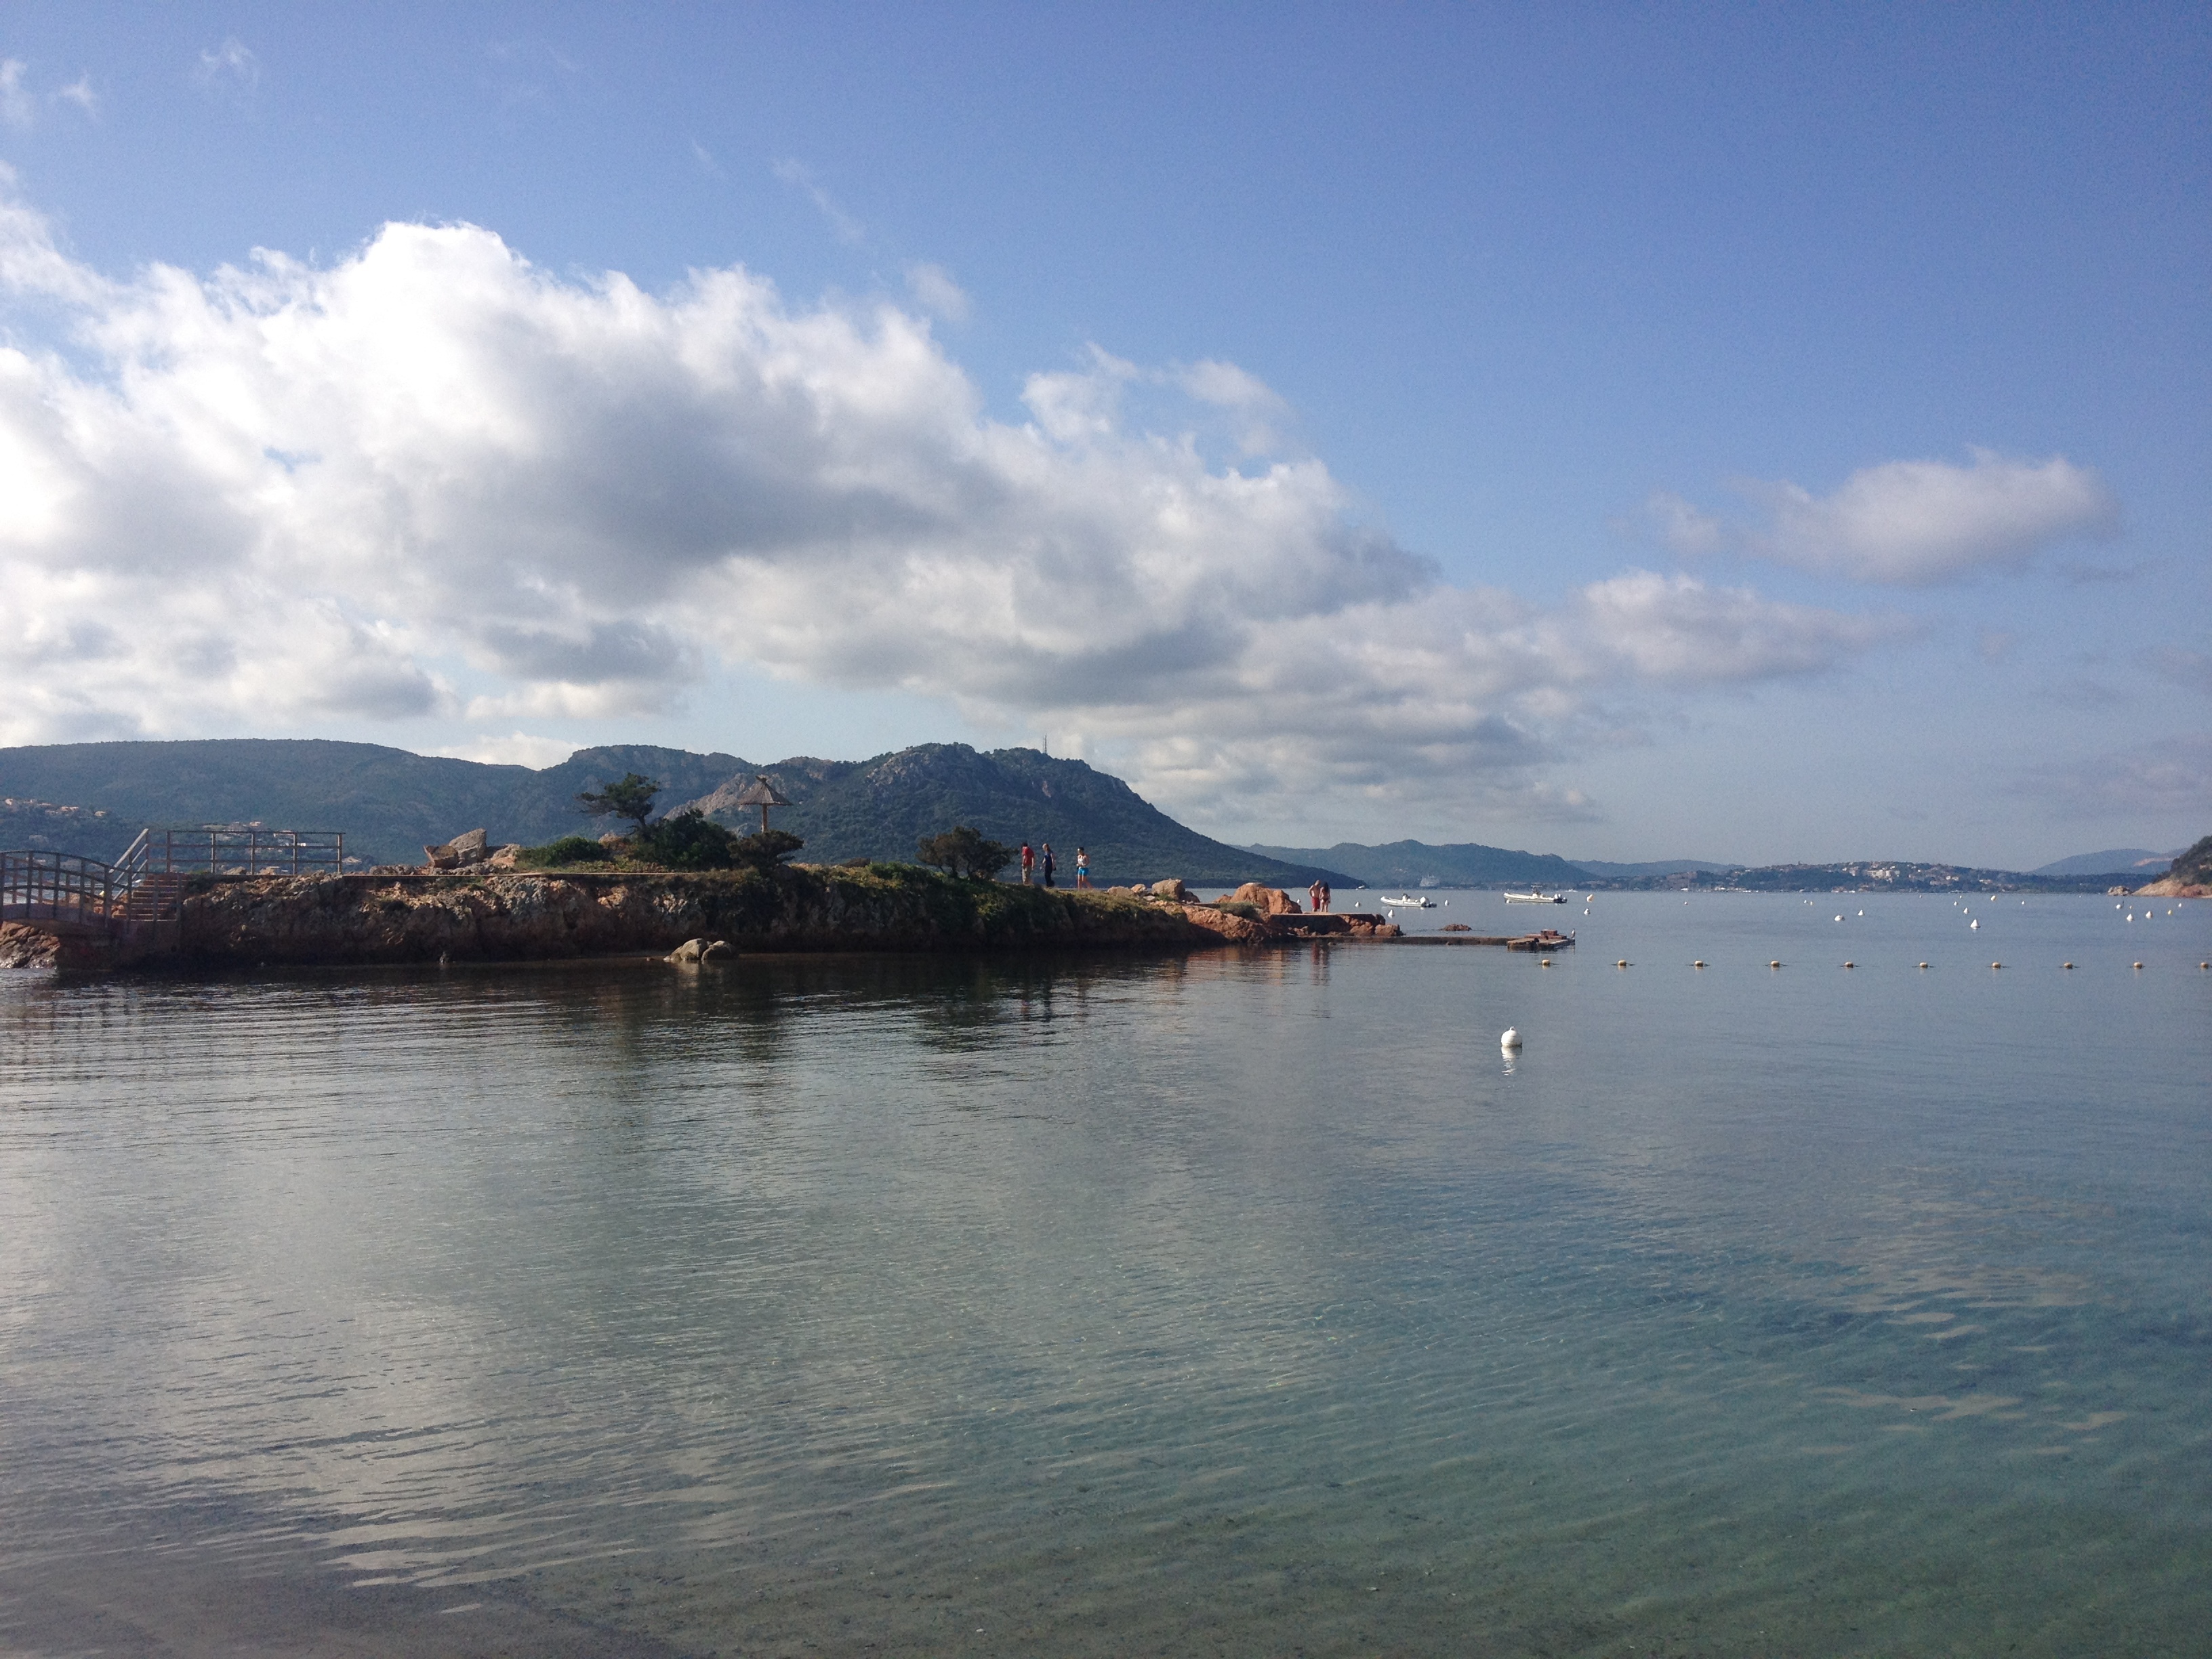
[1,895,2209,1656]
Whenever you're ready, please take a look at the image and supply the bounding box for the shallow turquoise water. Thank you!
[1,893,2207,1655]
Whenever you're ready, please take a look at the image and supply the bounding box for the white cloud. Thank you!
[773,159,865,245]
[0,192,1895,821]
[0,64,99,130]
[0,60,33,129]
[432,732,583,769]
[903,262,968,323]
[1644,450,2118,585]
[194,38,261,100]
[1635,489,1727,556]
[2017,735,2212,822]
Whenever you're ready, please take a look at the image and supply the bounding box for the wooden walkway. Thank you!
[1,825,344,946]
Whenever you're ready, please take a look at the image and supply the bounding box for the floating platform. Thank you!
[1389,930,1576,951]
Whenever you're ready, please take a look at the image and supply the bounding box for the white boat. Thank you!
[1380,893,1435,909]
[1503,890,1568,904]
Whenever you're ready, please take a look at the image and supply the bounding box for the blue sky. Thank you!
[0,2,2204,866]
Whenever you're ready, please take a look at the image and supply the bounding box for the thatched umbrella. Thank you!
[729,775,792,833]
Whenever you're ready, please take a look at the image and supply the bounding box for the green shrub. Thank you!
[917,825,1015,880]
[514,834,615,869]
[576,771,661,833]
[1215,899,1266,920]
[640,808,739,870]
[731,827,806,870]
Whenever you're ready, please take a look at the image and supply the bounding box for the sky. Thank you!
[0,2,2205,867]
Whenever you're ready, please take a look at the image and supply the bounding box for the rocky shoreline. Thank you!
[3,865,1399,970]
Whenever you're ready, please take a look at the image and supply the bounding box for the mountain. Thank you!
[1246,839,1591,889]
[0,798,142,864]
[0,739,740,865]
[1567,858,1738,880]
[684,745,1355,887]
[0,738,1354,888]
[2029,848,2176,878]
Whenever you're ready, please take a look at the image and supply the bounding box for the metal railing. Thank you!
[1,825,346,944]
[136,824,345,876]
[1,836,180,941]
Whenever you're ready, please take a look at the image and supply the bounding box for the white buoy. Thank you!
[1500,1027,1522,1051]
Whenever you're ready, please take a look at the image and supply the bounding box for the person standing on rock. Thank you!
[1318,881,1332,913]
[1309,880,1324,913]
[1020,842,1034,884]
[1040,843,1055,888]
[1075,847,1089,888]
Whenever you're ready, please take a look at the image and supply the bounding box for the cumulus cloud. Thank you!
[1641,449,2118,585]
[0,191,1895,821]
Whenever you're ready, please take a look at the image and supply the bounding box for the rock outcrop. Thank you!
[1174,905,1270,945]
[2135,834,2211,897]
[1222,882,1301,916]
[0,922,61,969]
[5,866,1415,971]
[422,827,491,870]
[157,865,1258,966]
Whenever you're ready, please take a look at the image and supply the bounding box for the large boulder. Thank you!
[1223,881,1301,916]
[1151,878,1189,901]
[1178,905,1269,944]
[423,827,491,871]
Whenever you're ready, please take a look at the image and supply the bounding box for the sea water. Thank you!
[1,893,2206,1656]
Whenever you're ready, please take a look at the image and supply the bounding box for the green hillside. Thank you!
[686,744,1355,887]
[2167,834,2212,887]
[0,739,737,865]
[0,738,1355,887]
[1248,838,1592,889]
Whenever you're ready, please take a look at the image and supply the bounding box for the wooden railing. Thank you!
[1,825,346,943]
